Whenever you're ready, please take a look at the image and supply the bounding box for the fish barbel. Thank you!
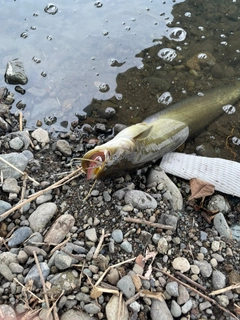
[82,82,240,179]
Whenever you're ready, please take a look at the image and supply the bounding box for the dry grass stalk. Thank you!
[0,156,39,185]
[0,166,83,221]
[19,111,23,131]
[49,236,71,256]
[14,278,43,303]
[210,283,240,296]
[124,217,174,230]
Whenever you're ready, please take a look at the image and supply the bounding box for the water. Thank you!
[1,0,240,148]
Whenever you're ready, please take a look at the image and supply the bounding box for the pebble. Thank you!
[112,229,123,243]
[54,253,72,270]
[85,228,97,242]
[214,212,232,238]
[117,275,135,299]
[0,252,17,265]
[150,298,173,320]
[0,200,12,218]
[5,58,28,85]
[56,140,72,156]
[212,270,226,289]
[0,263,14,281]
[2,177,20,194]
[36,193,53,204]
[84,303,101,314]
[31,128,50,144]
[28,202,57,232]
[172,257,190,273]
[157,237,168,254]
[199,301,212,311]
[124,190,157,210]
[216,294,229,307]
[194,260,212,278]
[0,152,28,179]
[177,284,190,305]
[8,226,32,248]
[207,194,231,213]
[44,214,75,245]
[76,292,91,303]
[166,281,179,297]
[9,136,24,150]
[9,262,24,274]
[60,309,97,320]
[25,262,50,288]
[171,300,182,317]
[106,295,129,320]
[0,304,17,320]
[181,299,193,314]
[159,213,178,230]
[107,268,119,285]
[120,241,132,253]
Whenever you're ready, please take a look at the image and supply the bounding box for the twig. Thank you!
[124,217,174,230]
[0,167,83,220]
[210,283,240,296]
[175,271,207,291]
[33,251,50,311]
[0,156,39,185]
[19,111,23,131]
[83,179,97,203]
[47,290,64,320]
[14,278,43,302]
[49,237,71,256]
[153,267,239,320]
[125,292,142,305]
[117,292,123,320]
[93,229,110,259]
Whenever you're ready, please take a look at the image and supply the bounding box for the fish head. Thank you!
[81,138,135,180]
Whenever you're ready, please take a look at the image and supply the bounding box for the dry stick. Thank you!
[0,156,39,185]
[0,167,83,220]
[117,292,123,320]
[124,217,174,230]
[33,251,50,311]
[14,278,43,302]
[210,283,240,296]
[49,236,71,256]
[19,111,23,131]
[175,271,207,291]
[47,290,64,320]
[153,267,239,320]
[93,229,110,259]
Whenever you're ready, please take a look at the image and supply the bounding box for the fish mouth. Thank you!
[82,150,110,180]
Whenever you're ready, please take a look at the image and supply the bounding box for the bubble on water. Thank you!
[46,35,52,41]
[41,71,47,77]
[94,1,103,8]
[32,57,41,64]
[99,83,110,92]
[44,4,58,15]
[168,27,187,42]
[33,13,39,17]
[20,32,28,39]
[102,30,109,36]
[125,26,131,31]
[222,104,236,114]
[158,48,177,62]
[30,26,37,30]
[232,136,240,145]
[115,93,122,100]
[44,116,57,125]
[158,92,173,105]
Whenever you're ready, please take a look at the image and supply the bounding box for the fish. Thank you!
[81,81,240,179]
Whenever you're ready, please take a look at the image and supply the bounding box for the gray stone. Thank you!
[85,228,97,242]
[0,152,28,179]
[9,136,24,150]
[28,203,57,232]
[103,190,111,202]
[166,281,179,297]
[172,257,190,273]
[0,304,16,320]
[212,270,226,289]
[158,213,178,230]
[55,253,72,270]
[150,298,173,320]
[8,226,32,248]
[9,262,24,274]
[148,167,183,211]
[75,292,91,303]
[181,299,193,314]
[199,301,212,311]
[84,303,101,314]
[60,309,97,320]
[117,275,135,299]
[157,237,168,254]
[171,300,182,317]
[194,260,212,278]
[36,193,53,204]
[2,177,20,194]
[106,295,129,320]
[56,140,72,156]
[5,58,28,85]
[0,264,14,281]
[120,241,132,253]
[112,229,123,243]
[25,262,50,288]
[207,195,231,213]
[214,212,232,238]
[0,252,17,265]
[177,284,190,305]
[31,128,49,144]
[125,190,157,210]
[216,294,229,307]
[25,232,43,246]
[0,200,12,219]
[24,245,47,257]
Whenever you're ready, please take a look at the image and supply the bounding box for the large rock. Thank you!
[0,152,28,179]
[5,59,28,85]
[28,203,57,232]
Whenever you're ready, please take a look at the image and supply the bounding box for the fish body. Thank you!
[82,82,240,179]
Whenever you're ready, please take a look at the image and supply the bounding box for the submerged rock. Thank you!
[5,59,28,85]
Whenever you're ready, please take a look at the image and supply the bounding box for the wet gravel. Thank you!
[0,94,240,320]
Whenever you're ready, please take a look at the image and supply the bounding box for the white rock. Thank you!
[172,257,190,273]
